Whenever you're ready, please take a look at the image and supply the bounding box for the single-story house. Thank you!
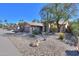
[17,22,44,33]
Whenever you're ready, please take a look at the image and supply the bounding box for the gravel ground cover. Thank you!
[3,32,77,56]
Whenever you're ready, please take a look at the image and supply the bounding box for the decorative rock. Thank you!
[29,40,40,47]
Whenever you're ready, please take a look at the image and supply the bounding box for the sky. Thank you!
[0,3,79,23]
[0,3,46,23]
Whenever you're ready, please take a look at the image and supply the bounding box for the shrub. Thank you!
[51,24,57,32]
[32,29,41,35]
[0,24,2,28]
[71,22,79,36]
[58,32,64,40]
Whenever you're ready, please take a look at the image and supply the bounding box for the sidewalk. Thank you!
[0,29,22,56]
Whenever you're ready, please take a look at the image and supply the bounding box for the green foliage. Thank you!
[71,22,79,36]
[18,22,25,26]
[51,23,57,32]
[0,24,2,28]
[0,24,8,29]
[32,29,41,35]
[40,3,78,32]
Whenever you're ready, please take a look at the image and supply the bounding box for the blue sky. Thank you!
[0,3,79,23]
[0,3,46,23]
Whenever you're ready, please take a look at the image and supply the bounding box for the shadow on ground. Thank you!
[5,33,15,35]
[2,33,15,37]
[65,50,79,56]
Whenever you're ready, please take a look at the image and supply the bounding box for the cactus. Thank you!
[58,32,64,40]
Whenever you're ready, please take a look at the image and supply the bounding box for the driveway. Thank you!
[0,29,22,56]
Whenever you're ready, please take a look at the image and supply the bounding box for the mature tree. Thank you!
[40,3,78,32]
[0,20,3,28]
[76,18,79,23]
[32,19,41,23]
[32,19,37,22]
[19,19,24,23]
[4,19,9,26]
[4,20,7,24]
[40,5,54,32]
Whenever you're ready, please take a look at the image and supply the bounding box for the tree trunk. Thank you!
[56,21,60,32]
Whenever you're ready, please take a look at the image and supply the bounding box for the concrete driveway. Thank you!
[0,29,22,56]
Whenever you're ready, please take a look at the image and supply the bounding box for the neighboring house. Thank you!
[6,24,17,30]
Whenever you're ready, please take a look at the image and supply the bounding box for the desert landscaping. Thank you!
[0,29,78,56]
[0,3,79,56]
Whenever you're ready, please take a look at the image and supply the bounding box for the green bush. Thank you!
[0,25,2,28]
[71,22,79,36]
[51,24,57,32]
[32,29,41,35]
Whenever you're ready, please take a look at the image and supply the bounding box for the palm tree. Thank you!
[4,20,7,23]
